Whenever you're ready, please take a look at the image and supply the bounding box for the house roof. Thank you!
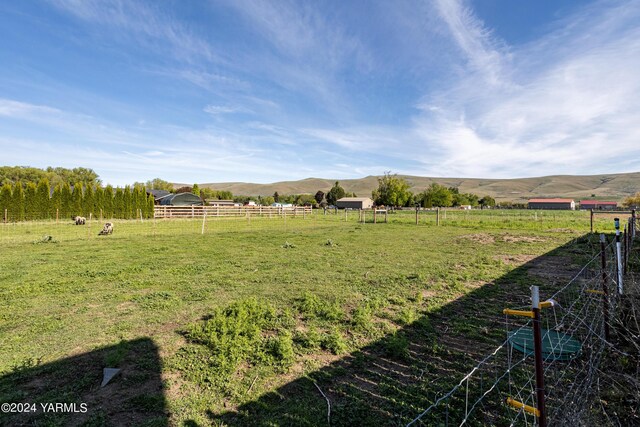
[147,189,171,199]
[528,198,575,203]
[159,192,203,206]
[579,200,617,205]
[337,197,372,202]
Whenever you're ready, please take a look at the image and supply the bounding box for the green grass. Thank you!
[0,210,610,425]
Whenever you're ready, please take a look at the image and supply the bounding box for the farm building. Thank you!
[158,192,203,206]
[528,198,575,210]
[146,189,171,204]
[336,197,374,209]
[579,200,617,210]
[206,199,235,206]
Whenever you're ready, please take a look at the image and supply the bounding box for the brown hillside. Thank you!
[188,172,640,202]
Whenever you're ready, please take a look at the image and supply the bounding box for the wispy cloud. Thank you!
[413,0,640,178]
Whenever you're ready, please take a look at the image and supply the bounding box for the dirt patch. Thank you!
[527,255,581,281]
[501,233,545,243]
[548,228,578,233]
[459,233,495,244]
[494,254,537,265]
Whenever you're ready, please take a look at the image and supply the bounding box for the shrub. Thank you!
[382,332,409,360]
[321,328,348,355]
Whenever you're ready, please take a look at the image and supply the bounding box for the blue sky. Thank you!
[1,0,639,186]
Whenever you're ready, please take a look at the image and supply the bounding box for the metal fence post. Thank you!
[614,218,623,295]
[531,286,547,427]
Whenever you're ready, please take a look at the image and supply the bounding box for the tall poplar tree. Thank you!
[61,182,72,219]
[71,182,83,216]
[123,185,132,219]
[0,183,12,222]
[114,187,125,219]
[36,178,51,220]
[103,185,114,219]
[12,182,25,221]
[51,184,62,220]
[24,182,38,220]
[83,185,95,218]
[94,186,104,219]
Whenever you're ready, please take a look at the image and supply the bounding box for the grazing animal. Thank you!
[98,222,113,235]
[73,216,86,225]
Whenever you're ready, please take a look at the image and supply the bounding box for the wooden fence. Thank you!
[153,205,313,219]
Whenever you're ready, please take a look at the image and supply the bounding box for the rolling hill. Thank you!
[194,172,640,202]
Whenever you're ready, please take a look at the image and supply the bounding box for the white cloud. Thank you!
[412,0,640,178]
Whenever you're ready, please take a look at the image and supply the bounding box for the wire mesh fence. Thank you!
[406,215,638,426]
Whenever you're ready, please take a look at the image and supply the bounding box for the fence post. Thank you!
[632,209,637,238]
[436,207,440,226]
[3,208,7,223]
[590,209,594,233]
[385,209,388,223]
[531,285,547,427]
[415,206,419,225]
[600,234,611,341]
[373,209,377,224]
[614,218,623,294]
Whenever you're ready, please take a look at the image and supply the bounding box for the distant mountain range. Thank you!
[190,172,640,202]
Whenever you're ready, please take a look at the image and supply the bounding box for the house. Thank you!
[159,193,203,206]
[336,197,374,210]
[579,200,617,211]
[459,205,472,210]
[528,198,575,210]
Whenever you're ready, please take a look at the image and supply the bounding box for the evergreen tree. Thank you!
[147,194,155,219]
[83,185,95,218]
[114,187,125,219]
[103,186,114,219]
[51,184,62,220]
[94,186,104,219]
[36,179,51,220]
[192,183,200,197]
[12,182,25,221]
[133,185,147,219]
[123,185,133,219]
[24,182,38,220]
[71,182,83,216]
[0,183,12,222]
[61,182,72,219]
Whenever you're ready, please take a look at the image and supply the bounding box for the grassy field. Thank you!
[0,210,617,425]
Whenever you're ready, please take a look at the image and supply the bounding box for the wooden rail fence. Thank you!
[154,205,313,219]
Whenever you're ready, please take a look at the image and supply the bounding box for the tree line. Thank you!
[0,166,101,188]
[0,180,154,222]
[370,173,496,208]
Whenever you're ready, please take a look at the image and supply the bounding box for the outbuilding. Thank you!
[159,193,203,206]
[336,197,374,210]
[579,200,617,210]
[146,189,171,205]
[528,198,575,210]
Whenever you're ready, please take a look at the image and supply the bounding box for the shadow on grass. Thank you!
[0,337,167,426]
[202,235,596,426]
[0,235,598,427]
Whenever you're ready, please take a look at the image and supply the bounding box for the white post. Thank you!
[615,218,623,294]
[201,210,206,235]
